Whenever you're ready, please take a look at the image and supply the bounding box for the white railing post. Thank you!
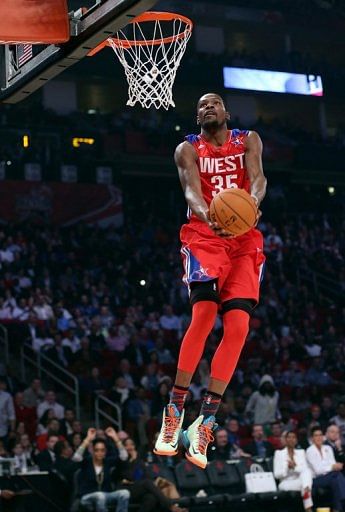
[20,343,81,419]
[95,394,122,431]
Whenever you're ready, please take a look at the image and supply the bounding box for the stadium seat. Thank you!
[174,460,211,496]
[146,461,177,486]
[206,460,243,494]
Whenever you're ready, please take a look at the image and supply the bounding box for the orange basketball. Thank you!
[209,188,257,236]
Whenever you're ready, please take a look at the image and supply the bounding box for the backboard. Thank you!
[0,0,158,103]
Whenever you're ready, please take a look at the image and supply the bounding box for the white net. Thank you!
[107,14,192,110]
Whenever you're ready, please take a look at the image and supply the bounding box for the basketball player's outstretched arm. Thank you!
[175,141,230,236]
[244,131,267,206]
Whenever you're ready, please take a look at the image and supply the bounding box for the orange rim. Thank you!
[88,11,193,56]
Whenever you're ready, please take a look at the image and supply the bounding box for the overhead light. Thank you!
[23,135,30,148]
[328,186,335,195]
[72,137,95,148]
[139,280,146,286]
[175,125,181,132]
[87,109,97,115]
[6,160,12,165]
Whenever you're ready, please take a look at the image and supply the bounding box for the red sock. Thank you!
[210,309,249,383]
[177,301,218,374]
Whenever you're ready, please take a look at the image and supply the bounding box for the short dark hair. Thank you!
[92,438,107,449]
[285,431,296,438]
[252,423,263,433]
[311,426,323,436]
[197,93,225,109]
[54,440,67,457]
[47,431,59,440]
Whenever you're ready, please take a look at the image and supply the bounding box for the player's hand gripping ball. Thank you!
[209,188,258,237]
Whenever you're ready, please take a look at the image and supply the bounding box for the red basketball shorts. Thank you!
[180,221,265,305]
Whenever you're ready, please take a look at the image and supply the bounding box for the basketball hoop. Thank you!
[89,12,193,110]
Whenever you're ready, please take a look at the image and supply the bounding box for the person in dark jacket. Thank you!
[243,424,275,458]
[37,433,59,471]
[208,428,238,461]
[76,428,130,512]
[117,438,187,512]
[324,424,345,464]
[54,440,79,484]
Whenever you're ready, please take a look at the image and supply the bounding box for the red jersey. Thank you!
[185,129,250,224]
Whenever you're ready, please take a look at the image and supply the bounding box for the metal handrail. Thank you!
[21,343,80,419]
[0,324,9,364]
[95,394,122,431]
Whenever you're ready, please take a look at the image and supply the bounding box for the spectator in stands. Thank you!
[331,402,345,446]
[109,377,130,407]
[53,439,79,484]
[13,391,36,440]
[12,442,30,472]
[267,421,284,450]
[19,433,36,468]
[282,361,305,388]
[123,336,148,368]
[33,296,54,322]
[81,366,108,397]
[225,418,241,447]
[273,431,313,511]
[155,337,175,364]
[305,357,333,386]
[69,432,83,451]
[305,404,327,432]
[209,428,237,461]
[37,391,64,420]
[37,409,56,435]
[243,424,275,458]
[0,376,15,445]
[45,333,73,368]
[126,387,150,449]
[306,426,345,512]
[151,381,170,419]
[59,408,75,437]
[62,329,81,354]
[116,359,136,390]
[22,378,45,408]
[325,424,345,464]
[3,366,22,395]
[118,437,187,512]
[88,323,106,355]
[106,326,128,353]
[321,396,336,424]
[75,428,130,512]
[37,433,59,471]
[140,363,160,391]
[37,419,63,451]
[245,375,280,425]
[159,305,181,332]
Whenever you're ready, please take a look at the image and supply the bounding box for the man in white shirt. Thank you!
[274,431,312,511]
[306,426,345,512]
[37,390,65,420]
[159,305,181,332]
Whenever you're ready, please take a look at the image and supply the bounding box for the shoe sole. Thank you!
[153,447,178,456]
[185,450,207,469]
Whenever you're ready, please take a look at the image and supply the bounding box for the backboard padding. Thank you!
[0,0,69,44]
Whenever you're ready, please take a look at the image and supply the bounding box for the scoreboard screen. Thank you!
[223,67,323,96]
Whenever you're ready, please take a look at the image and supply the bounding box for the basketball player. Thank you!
[154,93,267,468]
